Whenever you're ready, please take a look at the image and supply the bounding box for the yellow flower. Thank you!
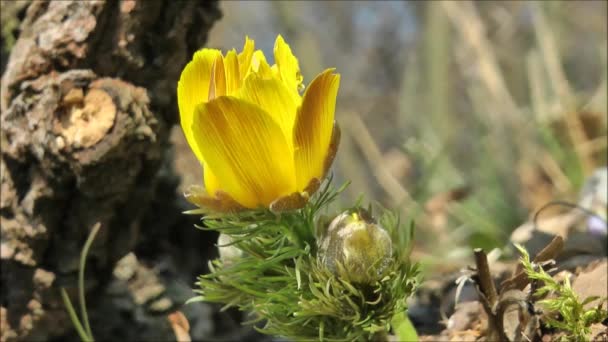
[177,35,340,212]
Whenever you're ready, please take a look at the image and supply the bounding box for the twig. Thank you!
[473,248,503,341]
[501,235,564,291]
[473,248,498,307]
[529,235,564,264]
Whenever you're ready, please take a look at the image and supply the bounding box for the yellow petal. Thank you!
[293,69,340,190]
[224,49,240,95]
[322,123,341,179]
[274,35,303,93]
[238,73,299,148]
[250,50,272,78]
[203,166,220,196]
[192,97,297,208]
[208,54,226,100]
[271,64,279,78]
[177,48,221,162]
[238,36,254,81]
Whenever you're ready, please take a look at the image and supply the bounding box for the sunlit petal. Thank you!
[238,36,254,81]
[274,34,303,94]
[203,167,220,196]
[250,50,273,78]
[322,123,341,179]
[208,54,226,100]
[293,69,340,190]
[192,97,297,208]
[238,73,299,148]
[224,49,241,95]
[177,48,221,162]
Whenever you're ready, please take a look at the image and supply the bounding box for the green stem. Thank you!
[391,311,418,342]
[79,223,101,341]
[60,288,92,342]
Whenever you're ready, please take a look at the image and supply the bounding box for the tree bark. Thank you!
[0,1,221,341]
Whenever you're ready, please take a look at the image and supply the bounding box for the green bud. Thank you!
[317,210,393,284]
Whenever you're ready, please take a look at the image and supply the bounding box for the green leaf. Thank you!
[581,296,600,306]
[391,311,418,342]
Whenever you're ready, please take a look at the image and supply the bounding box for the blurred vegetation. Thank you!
[207,1,606,269]
[0,0,30,73]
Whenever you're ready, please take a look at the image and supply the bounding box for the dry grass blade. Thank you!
[440,0,520,123]
[344,113,415,207]
[531,3,593,174]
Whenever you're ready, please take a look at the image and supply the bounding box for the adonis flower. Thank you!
[177,35,340,212]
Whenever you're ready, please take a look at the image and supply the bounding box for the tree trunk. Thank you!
[0,1,222,341]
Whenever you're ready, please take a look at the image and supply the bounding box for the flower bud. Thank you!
[317,210,393,284]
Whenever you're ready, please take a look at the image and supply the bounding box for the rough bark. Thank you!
[0,1,222,341]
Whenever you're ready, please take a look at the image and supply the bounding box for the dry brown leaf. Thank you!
[167,311,191,342]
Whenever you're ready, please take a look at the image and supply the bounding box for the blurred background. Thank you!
[173,0,607,270]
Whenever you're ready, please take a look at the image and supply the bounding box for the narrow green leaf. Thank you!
[61,288,92,342]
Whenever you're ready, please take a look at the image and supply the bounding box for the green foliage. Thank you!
[515,244,608,341]
[191,181,420,341]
